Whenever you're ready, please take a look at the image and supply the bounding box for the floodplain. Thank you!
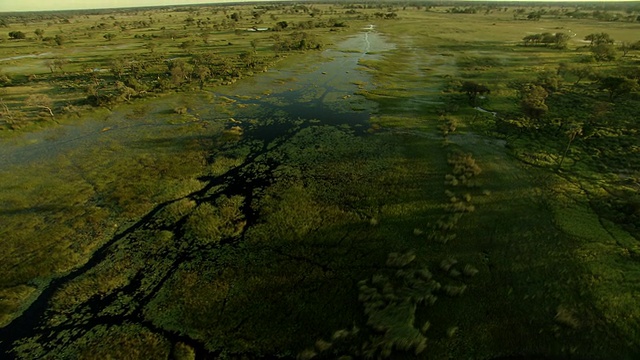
[1,2,639,359]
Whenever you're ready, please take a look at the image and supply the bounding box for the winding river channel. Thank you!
[0,27,395,358]
[0,27,392,169]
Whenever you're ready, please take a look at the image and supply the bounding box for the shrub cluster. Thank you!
[445,151,482,187]
[439,117,458,137]
[303,252,438,359]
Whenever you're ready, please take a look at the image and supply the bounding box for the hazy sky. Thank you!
[0,0,267,12]
[0,0,629,12]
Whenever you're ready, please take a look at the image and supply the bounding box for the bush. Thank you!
[173,342,196,360]
[173,106,188,115]
[182,195,246,245]
[8,31,26,39]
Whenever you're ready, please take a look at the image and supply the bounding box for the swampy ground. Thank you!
[1,3,640,360]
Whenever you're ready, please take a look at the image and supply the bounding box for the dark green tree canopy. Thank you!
[460,81,490,106]
[8,31,26,39]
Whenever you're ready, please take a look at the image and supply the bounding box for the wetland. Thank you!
[1,2,640,359]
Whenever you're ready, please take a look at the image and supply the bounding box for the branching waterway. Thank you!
[0,29,395,358]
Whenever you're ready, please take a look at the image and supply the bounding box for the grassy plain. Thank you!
[1,2,640,359]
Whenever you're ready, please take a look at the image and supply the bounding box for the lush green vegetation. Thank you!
[1,1,640,359]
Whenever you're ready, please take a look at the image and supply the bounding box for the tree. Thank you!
[44,59,55,73]
[239,51,257,69]
[193,64,211,89]
[85,81,111,107]
[536,71,562,93]
[520,84,549,120]
[523,34,543,46]
[0,71,11,86]
[180,40,197,53]
[554,32,571,49]
[115,81,136,102]
[53,58,68,73]
[557,63,594,85]
[460,81,490,106]
[8,31,26,40]
[584,32,614,46]
[34,28,44,40]
[598,76,639,101]
[54,34,64,46]
[26,94,55,119]
[110,58,126,79]
[275,21,288,31]
[168,59,193,87]
[103,33,116,41]
[540,32,556,46]
[557,123,582,171]
[144,42,157,53]
[200,31,210,44]
[591,44,617,61]
[0,97,15,124]
[128,57,147,79]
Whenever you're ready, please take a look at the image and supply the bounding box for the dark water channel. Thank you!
[0,29,392,168]
[0,29,394,358]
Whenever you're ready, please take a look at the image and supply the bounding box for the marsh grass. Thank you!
[2,3,640,360]
[183,196,246,245]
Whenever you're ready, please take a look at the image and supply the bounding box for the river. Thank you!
[0,27,393,169]
[0,27,395,358]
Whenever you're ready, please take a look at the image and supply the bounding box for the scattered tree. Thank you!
[598,76,639,101]
[53,58,68,73]
[553,32,571,49]
[0,72,11,86]
[193,64,211,89]
[591,43,617,61]
[520,84,549,119]
[168,59,193,87]
[460,81,490,106]
[557,63,595,84]
[0,97,15,123]
[34,28,44,40]
[536,71,562,93]
[584,32,614,46]
[26,94,55,119]
[274,21,288,31]
[110,58,126,79]
[557,123,582,171]
[523,32,570,49]
[239,51,257,69]
[54,34,65,46]
[144,42,157,53]
[180,40,197,53]
[115,81,136,102]
[103,33,116,41]
[8,31,26,40]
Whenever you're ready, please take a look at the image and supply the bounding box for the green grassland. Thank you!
[1,2,640,359]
